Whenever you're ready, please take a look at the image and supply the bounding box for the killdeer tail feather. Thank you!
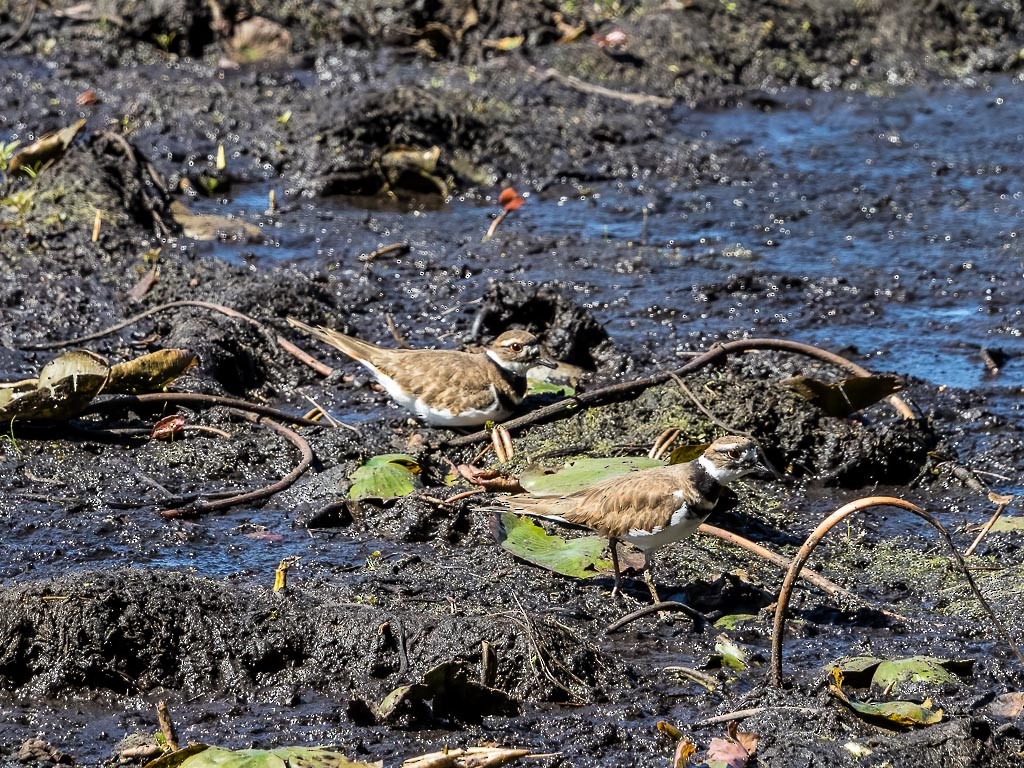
[287,317,380,363]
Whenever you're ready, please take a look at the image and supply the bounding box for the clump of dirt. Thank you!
[474,280,625,372]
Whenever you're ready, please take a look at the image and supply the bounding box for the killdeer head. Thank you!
[485,330,556,375]
[698,436,763,485]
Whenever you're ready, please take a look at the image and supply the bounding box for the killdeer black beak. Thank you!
[536,357,558,369]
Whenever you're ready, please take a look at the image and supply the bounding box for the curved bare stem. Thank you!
[446,338,915,447]
[18,299,334,377]
[770,496,1023,687]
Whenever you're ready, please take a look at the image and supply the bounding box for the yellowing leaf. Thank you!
[107,349,198,394]
[0,350,109,422]
[829,667,943,728]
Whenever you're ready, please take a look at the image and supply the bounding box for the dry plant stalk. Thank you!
[770,496,1024,687]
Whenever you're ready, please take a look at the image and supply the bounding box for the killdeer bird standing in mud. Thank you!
[502,436,763,602]
[287,318,555,427]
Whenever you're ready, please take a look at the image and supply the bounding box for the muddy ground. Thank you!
[2,0,1024,766]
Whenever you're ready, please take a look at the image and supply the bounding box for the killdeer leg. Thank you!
[609,538,624,600]
[642,552,662,604]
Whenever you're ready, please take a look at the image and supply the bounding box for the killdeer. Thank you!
[502,436,762,602]
[287,318,555,427]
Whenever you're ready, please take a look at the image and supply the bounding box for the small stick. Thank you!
[770,496,1024,687]
[83,392,323,427]
[648,427,680,460]
[696,524,905,620]
[483,208,510,242]
[692,706,820,728]
[156,700,178,751]
[162,413,314,518]
[385,312,412,349]
[91,208,102,242]
[606,600,706,634]
[446,337,916,447]
[964,494,1015,558]
[980,347,1000,375]
[359,242,410,264]
[527,65,674,108]
[277,335,334,377]
[17,299,332,378]
[481,640,497,687]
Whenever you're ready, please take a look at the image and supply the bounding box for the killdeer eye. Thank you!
[510,342,523,352]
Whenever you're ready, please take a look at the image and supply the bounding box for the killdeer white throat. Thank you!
[287,318,555,427]
[502,436,763,602]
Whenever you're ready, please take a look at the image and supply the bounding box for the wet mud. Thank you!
[2,0,1024,765]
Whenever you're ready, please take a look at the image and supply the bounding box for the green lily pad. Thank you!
[526,378,575,397]
[989,516,1024,533]
[492,512,612,579]
[828,655,970,691]
[348,453,421,499]
[151,746,380,768]
[713,614,758,630]
[519,456,663,497]
[871,656,962,691]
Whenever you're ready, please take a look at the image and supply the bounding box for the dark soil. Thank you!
[2,0,1024,766]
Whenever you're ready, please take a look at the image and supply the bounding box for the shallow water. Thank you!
[193,78,1024,397]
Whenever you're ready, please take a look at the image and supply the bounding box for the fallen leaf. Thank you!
[377,662,518,724]
[169,201,264,242]
[349,453,422,499]
[151,414,186,440]
[482,35,524,50]
[498,187,526,211]
[668,443,709,464]
[9,119,87,176]
[228,16,293,64]
[673,738,697,768]
[780,373,904,417]
[712,635,748,671]
[490,513,614,579]
[829,668,943,729]
[0,350,109,422]
[712,614,758,630]
[457,465,525,494]
[107,349,198,394]
[705,737,749,768]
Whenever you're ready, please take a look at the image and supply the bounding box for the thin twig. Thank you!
[161,413,314,518]
[359,242,410,264]
[17,299,333,377]
[964,496,1015,558]
[446,338,916,447]
[156,700,178,751]
[692,706,820,728]
[483,208,510,242]
[606,600,706,633]
[696,524,906,621]
[665,372,750,437]
[0,0,37,50]
[770,496,1024,687]
[82,392,323,427]
[385,312,412,349]
[527,65,674,108]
